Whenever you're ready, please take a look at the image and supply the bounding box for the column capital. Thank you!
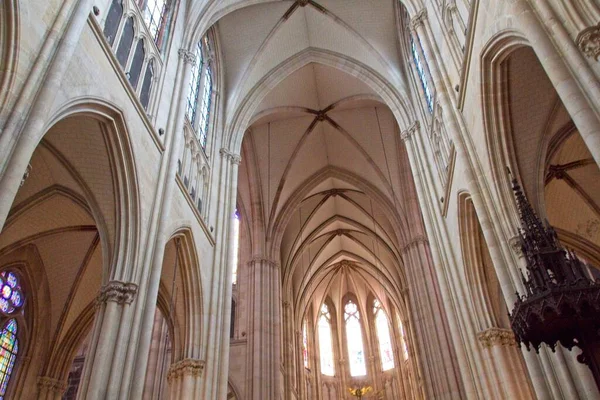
[178,48,197,66]
[410,9,428,31]
[401,235,428,253]
[167,358,205,382]
[577,23,600,61]
[219,148,242,165]
[96,280,138,305]
[248,257,280,269]
[37,376,67,395]
[401,121,420,142]
[477,327,517,348]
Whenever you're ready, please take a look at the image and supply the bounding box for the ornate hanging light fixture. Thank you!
[508,172,600,387]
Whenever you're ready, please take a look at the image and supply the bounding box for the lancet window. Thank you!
[102,0,174,111]
[410,33,434,113]
[344,299,366,377]
[185,35,214,150]
[302,320,309,369]
[398,317,409,361]
[318,304,335,376]
[231,210,240,285]
[373,299,394,371]
[0,271,25,400]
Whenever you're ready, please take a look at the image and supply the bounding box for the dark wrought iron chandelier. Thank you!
[508,173,600,387]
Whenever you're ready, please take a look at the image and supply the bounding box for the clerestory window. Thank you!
[344,299,366,377]
[0,271,25,400]
[318,303,335,376]
[373,299,394,371]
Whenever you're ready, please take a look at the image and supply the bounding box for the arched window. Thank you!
[128,40,146,89]
[231,210,240,285]
[344,299,366,376]
[410,33,434,113]
[0,271,24,400]
[185,42,203,127]
[140,60,154,110]
[116,17,135,68]
[302,320,309,368]
[138,0,172,51]
[318,304,334,376]
[373,299,394,371]
[103,0,123,46]
[185,35,214,150]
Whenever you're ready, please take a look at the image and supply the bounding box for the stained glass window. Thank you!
[302,321,309,368]
[398,317,409,361]
[318,304,334,376]
[410,34,434,113]
[373,299,394,370]
[116,17,134,68]
[198,64,212,149]
[344,300,366,376]
[0,319,18,399]
[232,211,240,285]
[0,272,24,315]
[186,42,203,127]
[103,0,123,46]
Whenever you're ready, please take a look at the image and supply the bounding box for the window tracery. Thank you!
[373,299,394,371]
[344,300,366,377]
[102,0,173,112]
[185,36,214,150]
[0,271,24,400]
[318,304,334,376]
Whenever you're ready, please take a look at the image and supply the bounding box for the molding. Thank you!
[410,9,428,31]
[577,23,600,61]
[400,121,420,142]
[441,145,456,217]
[219,148,241,165]
[457,0,481,110]
[477,327,517,348]
[401,235,429,253]
[248,257,280,269]
[175,175,216,246]
[96,281,138,305]
[167,358,205,382]
[178,48,197,66]
[37,376,67,394]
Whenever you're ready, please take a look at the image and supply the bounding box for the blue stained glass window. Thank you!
[0,319,18,400]
[0,272,23,315]
[410,35,434,113]
[373,299,394,371]
[318,304,334,376]
[344,300,366,376]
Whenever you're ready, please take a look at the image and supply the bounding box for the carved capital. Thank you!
[178,48,197,66]
[402,235,428,252]
[508,235,524,258]
[220,148,242,165]
[401,121,420,142]
[97,281,138,305]
[248,257,280,269]
[477,328,517,348]
[167,358,205,382]
[410,9,427,31]
[577,23,600,61]
[38,376,67,394]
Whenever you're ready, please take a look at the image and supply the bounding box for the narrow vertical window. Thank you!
[302,321,309,368]
[232,211,240,285]
[128,40,146,89]
[373,299,394,371]
[185,42,203,125]
[344,300,366,376]
[398,317,409,361]
[230,300,236,339]
[198,64,212,149]
[410,34,434,113]
[103,0,123,46]
[116,17,135,68]
[318,304,334,376]
[139,0,170,50]
[0,320,18,400]
[140,60,154,110]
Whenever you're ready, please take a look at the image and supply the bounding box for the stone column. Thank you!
[477,328,533,399]
[166,358,204,398]
[0,0,96,230]
[246,257,282,399]
[37,376,67,400]
[124,48,197,400]
[78,281,137,400]
[509,0,600,166]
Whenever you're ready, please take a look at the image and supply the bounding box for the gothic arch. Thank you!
[226,48,415,154]
[0,0,18,115]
